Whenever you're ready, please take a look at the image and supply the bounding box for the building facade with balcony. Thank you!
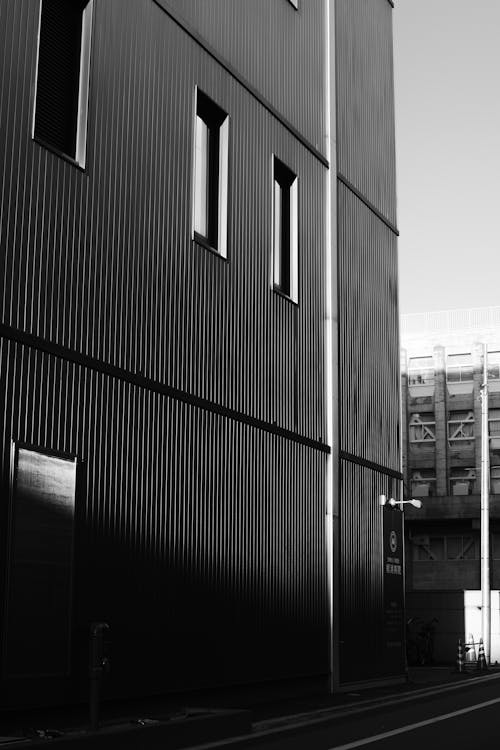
[401,307,500,660]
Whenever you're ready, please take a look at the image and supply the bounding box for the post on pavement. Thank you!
[480,344,490,665]
[89,622,110,730]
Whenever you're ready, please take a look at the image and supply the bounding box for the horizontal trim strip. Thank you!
[153,0,329,169]
[339,450,403,480]
[337,173,399,236]
[0,324,330,455]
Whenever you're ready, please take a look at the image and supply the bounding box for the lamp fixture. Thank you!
[379,494,422,509]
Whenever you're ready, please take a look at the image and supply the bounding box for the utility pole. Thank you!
[480,343,490,664]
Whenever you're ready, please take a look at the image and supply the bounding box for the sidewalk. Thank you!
[0,666,498,749]
[249,665,500,725]
[240,664,500,722]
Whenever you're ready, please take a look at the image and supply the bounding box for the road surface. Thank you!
[192,674,500,750]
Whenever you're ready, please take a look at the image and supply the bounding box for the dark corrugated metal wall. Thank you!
[338,184,399,468]
[0,337,328,699]
[158,0,327,159]
[335,0,397,225]
[0,0,329,701]
[0,0,326,440]
[340,461,388,682]
[335,0,402,685]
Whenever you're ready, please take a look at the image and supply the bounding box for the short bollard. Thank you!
[456,639,464,672]
[477,638,488,671]
[89,622,110,731]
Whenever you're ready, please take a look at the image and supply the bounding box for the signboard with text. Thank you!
[383,506,405,674]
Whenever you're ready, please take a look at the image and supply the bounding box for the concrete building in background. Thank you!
[401,307,500,662]
[0,0,401,709]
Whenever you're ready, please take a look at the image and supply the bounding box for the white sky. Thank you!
[393,0,500,314]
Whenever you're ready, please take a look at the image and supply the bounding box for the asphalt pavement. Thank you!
[187,669,500,750]
[1,667,499,749]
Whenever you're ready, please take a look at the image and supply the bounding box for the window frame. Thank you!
[408,412,436,443]
[407,357,435,387]
[192,87,229,258]
[272,155,298,303]
[32,0,94,169]
[446,352,474,384]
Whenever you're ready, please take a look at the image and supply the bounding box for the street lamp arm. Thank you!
[379,495,422,509]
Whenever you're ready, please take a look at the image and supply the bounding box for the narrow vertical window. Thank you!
[193,89,229,257]
[33,0,93,167]
[272,157,298,302]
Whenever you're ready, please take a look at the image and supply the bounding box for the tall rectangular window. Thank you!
[272,157,298,302]
[33,0,93,167]
[193,89,228,257]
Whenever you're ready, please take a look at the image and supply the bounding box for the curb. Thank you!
[0,709,252,750]
[256,669,500,732]
[3,671,500,750]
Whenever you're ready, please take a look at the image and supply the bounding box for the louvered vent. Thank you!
[34,0,86,158]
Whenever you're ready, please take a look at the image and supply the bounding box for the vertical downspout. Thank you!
[324,0,339,693]
[399,347,408,680]
[481,344,490,663]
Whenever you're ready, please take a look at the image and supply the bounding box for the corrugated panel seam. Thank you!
[339,451,402,480]
[152,0,329,168]
[0,323,330,454]
[337,173,399,236]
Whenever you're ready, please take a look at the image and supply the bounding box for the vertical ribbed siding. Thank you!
[0,336,328,696]
[335,0,397,224]
[338,184,399,470]
[0,0,326,443]
[335,0,403,687]
[159,0,326,158]
[339,460,400,683]
[400,349,409,485]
